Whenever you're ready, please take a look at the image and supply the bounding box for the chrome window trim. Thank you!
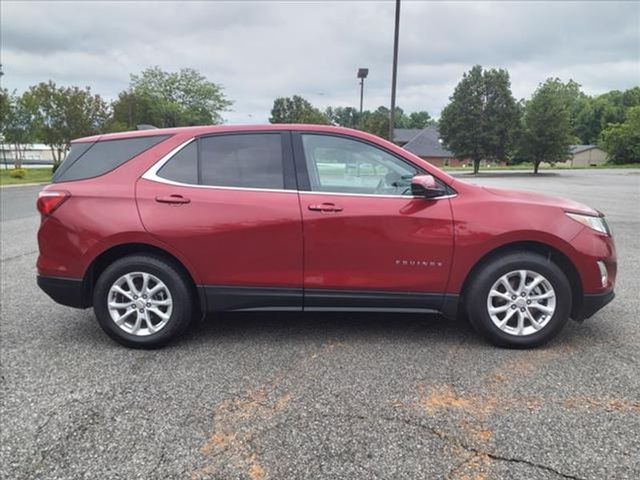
[141,138,295,194]
[141,137,457,200]
[299,191,457,200]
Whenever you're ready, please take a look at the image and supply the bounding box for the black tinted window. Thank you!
[53,135,171,182]
[53,142,95,179]
[200,134,284,189]
[157,142,197,184]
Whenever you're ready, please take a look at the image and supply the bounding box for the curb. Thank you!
[0,182,49,189]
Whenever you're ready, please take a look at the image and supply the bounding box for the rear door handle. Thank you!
[308,202,343,213]
[155,194,190,205]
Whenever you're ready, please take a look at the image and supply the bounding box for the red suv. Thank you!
[37,125,616,348]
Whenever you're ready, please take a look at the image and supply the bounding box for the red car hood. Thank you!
[482,186,599,216]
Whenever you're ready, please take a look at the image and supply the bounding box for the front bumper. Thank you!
[573,290,615,321]
[37,275,90,309]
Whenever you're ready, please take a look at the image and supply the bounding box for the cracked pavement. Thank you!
[1,169,639,479]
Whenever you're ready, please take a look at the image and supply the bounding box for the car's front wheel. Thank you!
[466,251,572,348]
[93,254,193,348]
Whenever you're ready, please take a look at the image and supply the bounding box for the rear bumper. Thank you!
[573,290,615,321]
[37,275,90,309]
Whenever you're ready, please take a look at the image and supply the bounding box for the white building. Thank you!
[570,145,607,167]
[0,144,56,167]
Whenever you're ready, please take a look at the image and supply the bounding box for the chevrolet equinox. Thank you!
[37,125,616,348]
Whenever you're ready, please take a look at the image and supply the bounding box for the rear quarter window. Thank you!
[156,141,198,184]
[53,135,171,183]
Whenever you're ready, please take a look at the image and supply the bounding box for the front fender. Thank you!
[446,227,585,294]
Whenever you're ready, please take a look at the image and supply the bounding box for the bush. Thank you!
[9,169,27,179]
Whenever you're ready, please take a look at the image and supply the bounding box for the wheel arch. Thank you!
[81,242,204,314]
[455,241,583,320]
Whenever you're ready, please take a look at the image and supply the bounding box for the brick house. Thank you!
[393,127,466,167]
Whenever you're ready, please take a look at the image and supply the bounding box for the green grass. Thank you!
[591,163,640,169]
[0,168,53,186]
[442,164,534,171]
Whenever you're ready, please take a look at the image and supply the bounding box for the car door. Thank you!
[136,131,303,311]
[292,132,454,310]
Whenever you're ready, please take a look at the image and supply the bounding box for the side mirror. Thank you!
[411,174,446,198]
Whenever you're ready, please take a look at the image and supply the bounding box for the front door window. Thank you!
[301,134,418,196]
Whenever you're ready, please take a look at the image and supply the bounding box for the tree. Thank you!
[0,89,9,130]
[483,69,522,162]
[407,111,435,129]
[599,106,640,164]
[439,65,520,174]
[269,95,329,124]
[107,90,153,132]
[361,106,391,139]
[0,89,36,168]
[325,106,360,129]
[22,81,109,166]
[517,79,575,173]
[574,87,640,144]
[325,105,435,139]
[110,67,232,130]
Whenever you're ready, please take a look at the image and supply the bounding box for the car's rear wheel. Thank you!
[93,254,193,348]
[466,251,572,348]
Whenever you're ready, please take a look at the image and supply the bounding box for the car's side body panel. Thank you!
[298,192,454,293]
[136,178,304,290]
[446,180,617,295]
[133,131,305,310]
[37,135,192,280]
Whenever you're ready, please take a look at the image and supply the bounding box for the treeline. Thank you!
[439,66,639,173]
[1,65,638,172]
[270,67,639,173]
[269,95,435,138]
[0,67,232,168]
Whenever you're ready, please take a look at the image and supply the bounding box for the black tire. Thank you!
[465,251,572,348]
[93,254,193,348]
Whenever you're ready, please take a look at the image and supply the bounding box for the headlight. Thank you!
[566,212,611,235]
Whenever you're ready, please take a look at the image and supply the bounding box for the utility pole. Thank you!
[388,0,401,141]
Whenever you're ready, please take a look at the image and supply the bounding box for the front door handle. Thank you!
[155,194,190,205]
[308,202,343,213]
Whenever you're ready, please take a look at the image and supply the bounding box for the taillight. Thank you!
[37,190,70,216]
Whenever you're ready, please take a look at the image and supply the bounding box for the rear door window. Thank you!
[54,135,171,183]
[199,134,284,189]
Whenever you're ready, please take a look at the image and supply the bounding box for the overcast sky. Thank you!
[2,1,639,123]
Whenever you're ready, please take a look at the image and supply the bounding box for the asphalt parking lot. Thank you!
[1,169,639,480]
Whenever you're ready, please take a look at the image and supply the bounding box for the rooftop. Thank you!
[401,126,453,158]
[570,145,599,154]
[392,128,423,144]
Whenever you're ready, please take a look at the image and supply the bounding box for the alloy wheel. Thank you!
[486,269,556,336]
[107,272,173,336]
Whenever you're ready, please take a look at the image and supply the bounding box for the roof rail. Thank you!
[136,124,158,130]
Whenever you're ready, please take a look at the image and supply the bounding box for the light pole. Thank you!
[357,68,369,117]
[389,0,401,141]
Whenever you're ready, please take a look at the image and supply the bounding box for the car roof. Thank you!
[72,124,372,143]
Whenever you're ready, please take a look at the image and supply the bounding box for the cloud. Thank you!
[1,0,638,123]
